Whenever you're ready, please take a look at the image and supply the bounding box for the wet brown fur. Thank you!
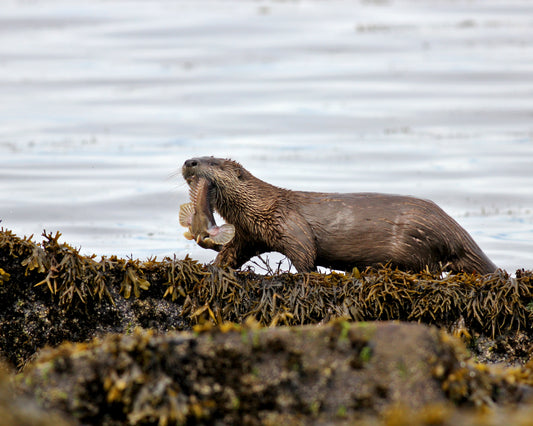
[182,156,498,274]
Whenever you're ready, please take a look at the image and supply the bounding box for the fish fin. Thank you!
[183,231,194,240]
[209,224,235,245]
[189,177,207,205]
[179,203,195,227]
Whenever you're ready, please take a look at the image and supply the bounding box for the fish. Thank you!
[179,177,235,248]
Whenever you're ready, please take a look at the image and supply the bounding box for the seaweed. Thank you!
[1,227,533,369]
[0,267,10,284]
[34,231,114,308]
[119,260,151,299]
[167,262,533,338]
[0,229,191,368]
[1,228,533,424]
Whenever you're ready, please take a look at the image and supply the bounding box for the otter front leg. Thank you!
[276,213,317,273]
[214,243,240,269]
[214,239,253,269]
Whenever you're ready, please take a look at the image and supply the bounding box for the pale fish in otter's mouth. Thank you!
[179,176,235,248]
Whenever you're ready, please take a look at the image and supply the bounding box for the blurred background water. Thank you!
[1,0,532,272]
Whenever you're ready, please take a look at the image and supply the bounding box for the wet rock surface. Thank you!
[1,229,533,424]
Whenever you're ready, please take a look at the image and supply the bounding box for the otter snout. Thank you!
[182,156,219,184]
[184,159,199,168]
[182,157,201,184]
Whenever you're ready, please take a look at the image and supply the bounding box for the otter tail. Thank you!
[448,224,497,275]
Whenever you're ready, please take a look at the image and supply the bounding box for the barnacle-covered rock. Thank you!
[15,322,533,425]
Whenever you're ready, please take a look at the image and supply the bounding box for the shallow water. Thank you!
[1,0,532,272]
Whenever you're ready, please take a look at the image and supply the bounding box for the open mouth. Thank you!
[182,169,197,186]
[182,161,198,186]
[183,168,215,194]
[184,173,198,188]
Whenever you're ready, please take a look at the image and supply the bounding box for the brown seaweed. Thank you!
[1,228,533,425]
[1,227,532,369]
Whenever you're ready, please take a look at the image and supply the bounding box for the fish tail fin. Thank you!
[209,224,235,245]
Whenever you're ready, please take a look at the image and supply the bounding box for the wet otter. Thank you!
[182,156,497,274]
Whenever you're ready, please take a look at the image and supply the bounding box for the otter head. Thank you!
[182,156,254,219]
[182,156,247,187]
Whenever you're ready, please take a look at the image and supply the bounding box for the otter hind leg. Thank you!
[276,213,317,273]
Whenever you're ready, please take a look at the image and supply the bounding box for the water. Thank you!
[1,0,532,272]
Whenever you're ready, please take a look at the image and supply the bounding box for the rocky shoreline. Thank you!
[1,229,532,424]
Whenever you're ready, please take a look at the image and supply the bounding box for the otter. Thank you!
[181,156,497,274]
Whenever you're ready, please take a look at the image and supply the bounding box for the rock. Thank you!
[0,363,74,426]
[16,321,532,425]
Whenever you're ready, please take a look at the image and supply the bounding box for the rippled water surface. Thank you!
[1,0,532,271]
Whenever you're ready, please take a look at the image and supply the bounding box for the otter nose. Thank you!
[184,159,199,168]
